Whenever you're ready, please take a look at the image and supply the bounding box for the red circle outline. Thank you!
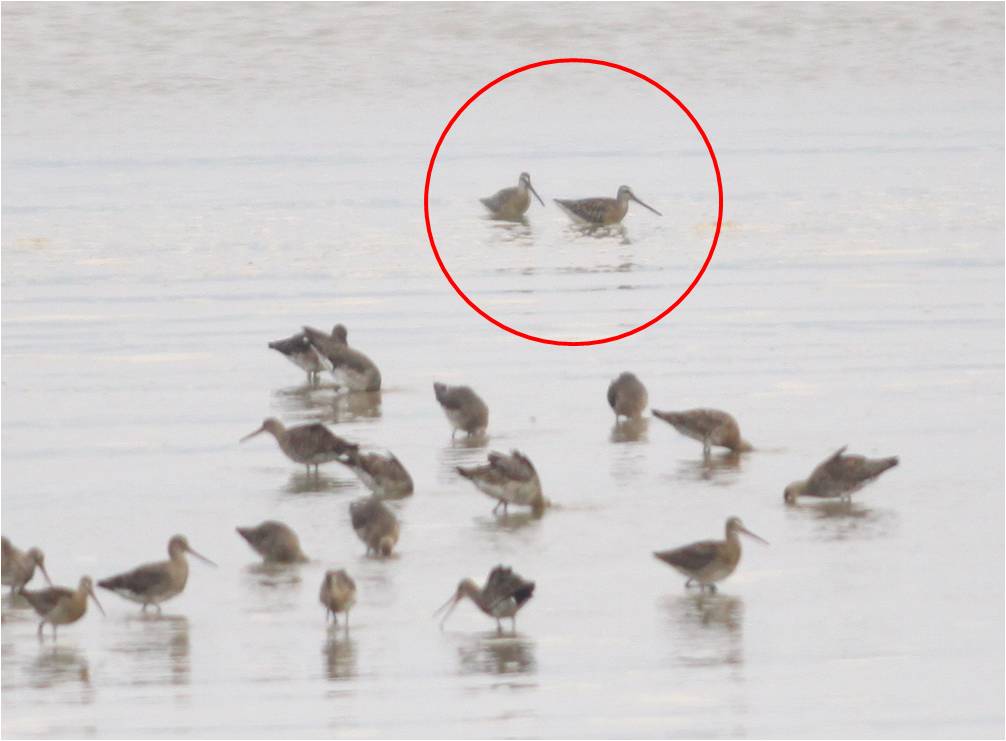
[424,58,723,347]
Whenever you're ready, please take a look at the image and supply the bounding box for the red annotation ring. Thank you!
[423,58,724,347]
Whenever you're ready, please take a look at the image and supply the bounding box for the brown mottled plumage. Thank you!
[349,497,400,557]
[554,185,661,225]
[480,172,545,220]
[456,450,545,516]
[785,446,899,503]
[268,331,328,383]
[607,372,648,421]
[2,536,52,593]
[236,521,308,563]
[23,576,104,638]
[98,535,215,612]
[433,382,489,438]
[240,418,358,474]
[434,566,535,632]
[302,325,382,392]
[343,449,414,497]
[319,569,357,627]
[652,408,752,456]
[655,517,768,592]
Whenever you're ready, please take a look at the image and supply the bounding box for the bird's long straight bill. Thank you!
[38,562,53,586]
[187,546,218,567]
[88,587,106,616]
[631,194,662,216]
[433,594,459,627]
[240,426,265,443]
[741,527,769,545]
[528,184,545,206]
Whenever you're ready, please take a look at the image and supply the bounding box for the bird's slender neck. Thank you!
[461,581,488,612]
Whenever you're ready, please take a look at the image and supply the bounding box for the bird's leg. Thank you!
[685,578,694,588]
[141,603,148,613]
[37,620,45,639]
[451,428,457,441]
[703,438,712,458]
[345,611,350,632]
[493,500,502,515]
[496,619,502,634]
[708,584,718,594]
[155,603,162,615]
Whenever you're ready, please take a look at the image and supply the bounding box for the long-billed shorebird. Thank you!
[784,446,899,504]
[23,576,104,639]
[98,535,215,612]
[349,497,400,557]
[434,382,489,438]
[320,569,356,627]
[342,448,414,498]
[2,536,52,594]
[655,517,767,593]
[434,566,535,633]
[652,408,753,456]
[268,331,328,384]
[480,172,545,220]
[607,372,648,422]
[457,450,545,516]
[555,185,661,225]
[240,418,358,475]
[236,521,308,564]
[302,325,382,392]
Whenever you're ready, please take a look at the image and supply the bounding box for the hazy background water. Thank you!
[2,2,1004,738]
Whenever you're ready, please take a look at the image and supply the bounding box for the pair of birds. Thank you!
[608,371,899,503]
[240,417,414,497]
[269,323,381,390]
[481,172,662,225]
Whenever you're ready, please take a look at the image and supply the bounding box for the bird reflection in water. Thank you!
[436,439,489,484]
[488,218,533,245]
[457,633,536,679]
[282,470,357,496]
[610,417,648,444]
[664,593,744,669]
[674,450,744,485]
[327,390,382,424]
[786,499,896,541]
[272,385,381,424]
[475,509,543,534]
[568,222,631,245]
[322,635,357,681]
[115,614,190,686]
[29,644,92,693]
[243,561,303,592]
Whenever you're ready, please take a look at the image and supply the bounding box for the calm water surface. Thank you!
[2,3,1004,738]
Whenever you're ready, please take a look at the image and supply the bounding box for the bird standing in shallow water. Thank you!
[240,418,358,475]
[435,566,535,633]
[784,446,899,504]
[268,331,328,384]
[319,569,356,628]
[23,576,104,639]
[2,537,52,594]
[349,497,400,557]
[655,517,767,593]
[236,521,308,564]
[342,448,414,498]
[302,324,382,392]
[433,382,489,438]
[555,185,661,225]
[480,172,545,220]
[607,372,648,422]
[652,408,753,456]
[98,535,215,612]
[456,450,545,516]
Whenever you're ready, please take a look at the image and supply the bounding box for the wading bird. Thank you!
[268,331,328,384]
[784,446,899,504]
[456,450,545,516]
[555,185,661,225]
[655,517,767,593]
[608,372,648,422]
[240,418,358,475]
[480,172,545,220]
[349,497,400,557]
[342,448,414,498]
[236,521,308,563]
[319,569,356,628]
[98,535,215,612]
[433,382,489,438]
[302,325,382,392]
[2,537,52,594]
[435,566,535,633]
[23,576,104,639]
[652,408,753,456]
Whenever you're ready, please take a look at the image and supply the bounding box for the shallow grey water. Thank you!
[2,3,1004,738]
